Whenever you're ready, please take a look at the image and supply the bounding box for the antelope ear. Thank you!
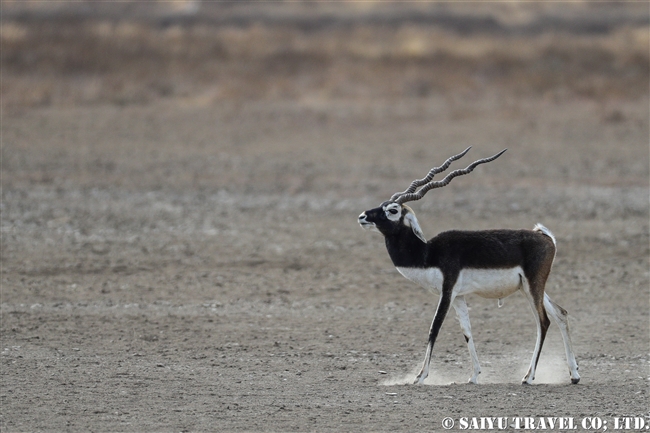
[403,212,427,243]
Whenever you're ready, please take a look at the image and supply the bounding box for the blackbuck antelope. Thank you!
[358,148,580,385]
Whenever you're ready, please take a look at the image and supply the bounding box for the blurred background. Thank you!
[3,1,648,107]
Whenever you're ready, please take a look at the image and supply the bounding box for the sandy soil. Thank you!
[2,3,649,432]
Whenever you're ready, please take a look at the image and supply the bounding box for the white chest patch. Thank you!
[396,266,524,299]
[396,267,444,294]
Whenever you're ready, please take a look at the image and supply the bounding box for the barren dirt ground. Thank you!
[3,97,648,432]
[2,4,650,432]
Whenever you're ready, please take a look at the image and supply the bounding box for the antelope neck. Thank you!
[384,228,428,268]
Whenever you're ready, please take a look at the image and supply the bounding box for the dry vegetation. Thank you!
[2,2,648,108]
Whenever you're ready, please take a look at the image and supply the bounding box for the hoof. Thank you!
[521,372,534,385]
[413,370,428,385]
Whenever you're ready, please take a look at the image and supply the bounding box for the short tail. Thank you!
[534,224,557,267]
[533,223,556,246]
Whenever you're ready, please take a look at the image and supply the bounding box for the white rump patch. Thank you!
[533,223,556,246]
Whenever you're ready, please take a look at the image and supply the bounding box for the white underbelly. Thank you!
[396,266,524,299]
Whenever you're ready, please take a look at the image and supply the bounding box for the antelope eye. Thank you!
[388,208,399,215]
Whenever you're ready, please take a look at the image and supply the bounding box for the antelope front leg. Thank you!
[452,296,481,384]
[414,289,454,384]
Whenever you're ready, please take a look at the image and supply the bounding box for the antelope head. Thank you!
[358,147,507,242]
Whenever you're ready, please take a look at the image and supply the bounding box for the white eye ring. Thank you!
[388,208,399,215]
